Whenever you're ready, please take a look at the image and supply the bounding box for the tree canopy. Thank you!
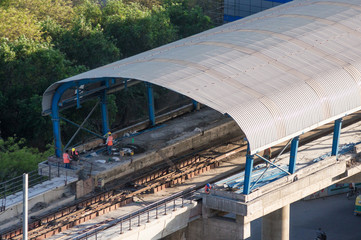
[0,0,215,178]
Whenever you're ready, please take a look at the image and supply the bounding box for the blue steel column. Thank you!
[51,82,75,157]
[146,83,155,126]
[51,111,62,158]
[289,136,299,174]
[192,100,200,110]
[332,118,342,156]
[243,143,254,195]
[100,90,109,135]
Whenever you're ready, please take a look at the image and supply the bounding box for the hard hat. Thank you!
[72,148,75,151]
[108,132,111,135]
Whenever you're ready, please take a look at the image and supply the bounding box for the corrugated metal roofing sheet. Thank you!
[42,0,361,154]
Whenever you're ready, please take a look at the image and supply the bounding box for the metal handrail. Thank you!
[0,163,68,210]
[74,187,198,239]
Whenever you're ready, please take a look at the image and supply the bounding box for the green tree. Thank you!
[6,0,75,27]
[0,137,54,182]
[165,0,213,38]
[0,8,42,41]
[102,1,177,57]
[0,37,87,146]
[74,0,103,27]
[42,18,120,69]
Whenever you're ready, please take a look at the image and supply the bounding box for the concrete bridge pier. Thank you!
[201,204,251,240]
[262,204,290,240]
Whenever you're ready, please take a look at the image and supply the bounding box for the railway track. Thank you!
[2,112,361,239]
[0,139,247,240]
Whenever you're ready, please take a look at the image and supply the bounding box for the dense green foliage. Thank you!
[0,0,214,179]
[0,137,54,182]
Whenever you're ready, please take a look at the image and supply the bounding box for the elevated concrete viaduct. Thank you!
[39,1,361,239]
[201,155,358,240]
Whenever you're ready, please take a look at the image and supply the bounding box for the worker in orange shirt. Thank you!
[63,150,71,169]
[106,132,114,155]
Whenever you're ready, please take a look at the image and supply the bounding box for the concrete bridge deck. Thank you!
[0,107,242,233]
[202,118,361,240]
[47,116,361,239]
[2,109,361,239]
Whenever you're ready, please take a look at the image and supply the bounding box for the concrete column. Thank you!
[236,215,251,239]
[262,205,290,240]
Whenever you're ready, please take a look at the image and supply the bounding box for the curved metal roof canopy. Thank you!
[43,0,361,154]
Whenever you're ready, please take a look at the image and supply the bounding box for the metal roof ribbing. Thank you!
[42,0,361,154]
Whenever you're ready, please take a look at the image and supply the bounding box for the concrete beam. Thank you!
[203,194,248,216]
[204,155,361,224]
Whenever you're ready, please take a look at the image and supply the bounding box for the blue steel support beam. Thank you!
[59,116,104,139]
[51,78,112,157]
[100,90,109,135]
[243,143,254,195]
[192,100,200,110]
[146,82,155,126]
[51,113,62,158]
[289,136,299,174]
[332,118,343,156]
[243,154,254,195]
[51,82,75,157]
[76,84,81,109]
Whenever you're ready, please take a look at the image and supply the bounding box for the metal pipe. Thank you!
[255,154,291,175]
[250,138,293,190]
[59,116,104,140]
[23,173,28,240]
[63,100,100,150]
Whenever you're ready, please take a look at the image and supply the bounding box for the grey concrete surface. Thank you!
[249,194,361,240]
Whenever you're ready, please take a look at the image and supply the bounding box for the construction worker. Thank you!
[63,150,71,169]
[71,148,79,163]
[205,183,212,194]
[106,132,113,155]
